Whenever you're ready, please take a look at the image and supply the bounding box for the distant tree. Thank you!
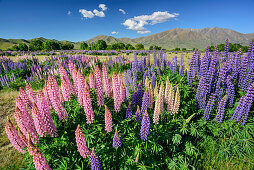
[12,44,19,51]
[18,43,28,51]
[241,46,248,53]
[182,48,186,51]
[96,40,107,50]
[175,48,181,51]
[29,39,43,51]
[126,44,135,50]
[135,44,144,50]
[117,42,125,50]
[43,40,61,51]
[149,45,161,50]
[61,42,74,50]
[80,41,88,50]
[209,46,215,52]
[218,44,225,52]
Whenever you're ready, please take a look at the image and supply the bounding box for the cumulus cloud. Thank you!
[67,11,72,15]
[119,9,126,14]
[93,9,105,17]
[79,4,107,19]
[99,4,107,11]
[111,31,119,35]
[122,11,179,34]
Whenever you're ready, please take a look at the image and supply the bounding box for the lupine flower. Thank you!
[75,124,90,158]
[43,82,52,109]
[19,87,32,109]
[172,87,180,114]
[33,149,52,170]
[167,84,175,113]
[145,77,150,90]
[102,64,110,97]
[112,72,121,112]
[5,119,26,153]
[61,77,71,101]
[136,82,143,108]
[113,129,121,149]
[26,83,37,103]
[151,74,156,92]
[27,133,39,156]
[135,105,142,123]
[105,105,113,132]
[226,75,235,107]
[164,79,170,104]
[153,97,160,124]
[230,97,244,121]
[148,85,153,108]
[154,81,158,98]
[77,70,85,106]
[94,66,104,106]
[140,110,150,141]
[47,76,68,121]
[158,83,164,114]
[215,95,227,123]
[83,89,94,124]
[18,129,28,146]
[90,149,101,170]
[59,64,73,94]
[120,82,126,103]
[203,93,215,120]
[141,89,149,115]
[125,104,133,120]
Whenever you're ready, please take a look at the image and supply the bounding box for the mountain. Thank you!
[1,27,253,50]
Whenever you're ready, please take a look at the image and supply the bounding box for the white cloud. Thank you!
[119,9,126,14]
[79,9,95,18]
[93,9,105,17]
[122,11,179,34]
[67,11,72,15]
[99,4,107,11]
[111,31,119,35]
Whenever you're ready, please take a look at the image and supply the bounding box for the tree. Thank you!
[18,43,28,51]
[43,40,60,51]
[80,41,88,50]
[126,44,135,50]
[61,42,74,50]
[12,44,19,51]
[182,48,186,51]
[96,40,107,50]
[175,48,181,51]
[209,46,215,52]
[29,39,43,51]
[135,44,144,50]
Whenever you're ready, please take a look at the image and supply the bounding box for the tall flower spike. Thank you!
[153,97,160,124]
[140,110,150,141]
[172,86,180,114]
[94,66,104,106]
[135,105,142,123]
[112,72,121,112]
[164,79,170,104]
[18,129,28,146]
[5,119,26,154]
[167,84,175,114]
[26,82,36,103]
[77,70,85,106]
[141,89,149,115]
[158,83,164,114]
[120,82,126,103]
[136,82,143,108]
[113,129,122,149]
[43,81,52,110]
[33,149,52,170]
[125,104,133,120]
[61,77,71,102]
[90,149,101,170]
[105,105,113,132]
[89,72,96,89]
[19,87,32,109]
[102,64,110,97]
[83,89,94,124]
[75,124,90,158]
[148,85,153,108]
[215,95,227,123]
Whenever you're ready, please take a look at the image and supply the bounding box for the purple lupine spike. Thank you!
[136,82,143,108]
[5,119,26,154]
[226,75,235,107]
[94,66,104,106]
[151,74,156,93]
[230,97,244,121]
[135,105,142,123]
[90,149,101,170]
[75,124,90,158]
[140,89,149,115]
[125,104,133,120]
[140,110,150,141]
[203,93,215,120]
[113,129,121,149]
[153,48,157,67]
[236,82,254,124]
[215,95,227,123]
[224,39,229,61]
[143,71,147,86]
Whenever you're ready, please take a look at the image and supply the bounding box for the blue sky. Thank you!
[0,0,253,42]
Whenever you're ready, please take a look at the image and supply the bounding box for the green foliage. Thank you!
[80,41,88,50]
[126,44,135,50]
[29,39,44,51]
[18,43,28,51]
[60,42,74,50]
[43,40,61,51]
[135,44,144,50]
[149,46,162,50]
[96,40,107,50]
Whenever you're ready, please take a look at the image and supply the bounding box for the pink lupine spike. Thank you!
[120,82,126,103]
[102,64,110,97]
[89,72,96,89]
[75,124,90,158]
[158,84,164,115]
[5,119,26,154]
[153,98,161,124]
[59,64,74,94]
[47,76,68,121]
[108,76,113,98]
[84,80,90,93]
[61,77,71,102]
[32,102,46,137]
[77,70,85,106]
[27,133,40,156]
[19,87,32,109]
[72,65,79,96]
[83,89,94,124]
[14,106,39,143]
[94,66,104,106]
[37,90,57,137]
[33,150,52,170]
[105,105,113,132]
[18,129,28,146]
[26,83,37,103]
[112,72,121,112]
[68,60,75,78]
[43,81,52,110]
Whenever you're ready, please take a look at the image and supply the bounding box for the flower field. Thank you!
[1,40,254,169]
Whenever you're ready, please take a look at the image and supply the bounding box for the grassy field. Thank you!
[0,52,194,169]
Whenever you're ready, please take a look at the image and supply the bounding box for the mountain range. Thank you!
[1,27,254,50]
